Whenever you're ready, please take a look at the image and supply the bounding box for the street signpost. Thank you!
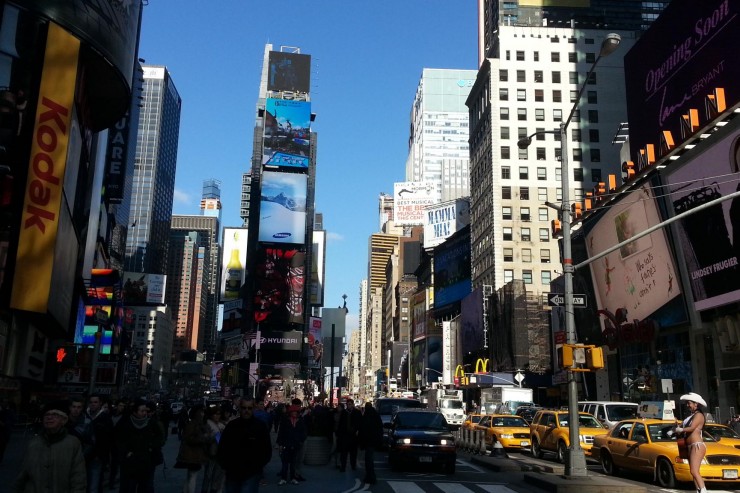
[546,293,587,308]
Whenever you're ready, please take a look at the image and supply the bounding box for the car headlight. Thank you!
[402,438,411,444]
[440,439,450,445]
[500,434,514,439]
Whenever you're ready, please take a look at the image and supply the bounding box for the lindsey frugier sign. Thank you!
[585,185,681,325]
[624,0,739,162]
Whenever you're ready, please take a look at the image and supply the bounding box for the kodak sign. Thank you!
[11,23,79,312]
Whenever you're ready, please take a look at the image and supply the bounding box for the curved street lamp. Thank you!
[518,33,621,478]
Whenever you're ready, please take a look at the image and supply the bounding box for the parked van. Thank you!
[578,401,639,429]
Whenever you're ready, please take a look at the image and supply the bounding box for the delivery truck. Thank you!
[427,387,465,428]
[480,386,534,415]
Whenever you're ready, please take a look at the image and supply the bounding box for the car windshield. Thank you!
[492,417,529,427]
[470,415,482,424]
[606,405,638,421]
[377,400,423,415]
[440,400,463,409]
[558,414,603,428]
[707,426,740,438]
[647,423,719,443]
[395,412,448,430]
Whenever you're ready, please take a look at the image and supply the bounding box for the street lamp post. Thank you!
[518,33,620,478]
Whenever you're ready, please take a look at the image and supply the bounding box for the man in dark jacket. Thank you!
[336,399,362,472]
[116,399,164,493]
[276,404,307,484]
[358,403,383,484]
[86,394,113,493]
[217,398,271,493]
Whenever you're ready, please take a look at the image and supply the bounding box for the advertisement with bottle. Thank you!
[220,228,248,302]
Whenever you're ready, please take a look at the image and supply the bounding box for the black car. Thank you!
[375,397,424,448]
[387,409,457,474]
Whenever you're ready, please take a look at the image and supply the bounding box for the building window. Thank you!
[569,71,579,84]
[533,51,539,61]
[553,109,562,122]
[519,166,528,179]
[502,186,512,199]
[554,147,562,161]
[517,108,527,121]
[536,128,546,141]
[589,129,600,143]
[516,50,525,61]
[518,147,528,160]
[587,72,597,84]
[517,89,526,101]
[592,168,602,183]
[541,270,552,285]
[572,110,580,122]
[505,50,510,60]
[503,227,513,241]
[568,52,577,63]
[537,166,546,179]
[536,148,546,161]
[552,90,562,102]
[538,187,547,201]
[503,248,514,262]
[501,166,511,179]
[587,90,597,104]
[539,228,549,241]
[501,107,509,120]
[500,69,508,82]
[520,187,529,200]
[573,168,584,182]
[570,90,578,103]
[588,110,599,123]
[538,207,548,221]
[499,88,509,101]
[535,89,544,102]
[501,146,511,159]
[556,188,563,201]
[590,149,601,162]
[534,70,543,83]
[521,228,531,241]
[502,206,512,220]
[541,249,551,263]
[535,108,545,121]
[521,207,531,221]
[522,249,532,263]
[551,52,560,62]
[504,269,514,283]
[501,127,510,139]
[552,71,561,83]
[523,270,533,284]
[574,188,584,201]
[517,70,526,82]
[572,129,581,142]
[586,52,595,63]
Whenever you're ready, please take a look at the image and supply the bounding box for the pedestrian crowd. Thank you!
[9,394,384,493]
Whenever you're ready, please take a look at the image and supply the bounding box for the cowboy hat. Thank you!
[680,392,707,407]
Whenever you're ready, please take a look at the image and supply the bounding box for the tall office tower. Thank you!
[406,69,477,201]
[467,25,636,293]
[379,193,394,232]
[477,0,668,66]
[128,305,174,390]
[125,65,182,275]
[201,179,222,226]
[170,215,220,357]
[358,279,369,399]
[367,233,400,372]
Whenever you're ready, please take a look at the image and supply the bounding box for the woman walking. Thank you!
[675,392,707,493]
[176,405,211,493]
[201,406,225,493]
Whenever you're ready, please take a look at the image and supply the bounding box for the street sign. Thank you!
[546,293,587,308]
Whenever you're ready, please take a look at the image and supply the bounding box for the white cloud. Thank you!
[173,188,192,205]
[326,231,344,242]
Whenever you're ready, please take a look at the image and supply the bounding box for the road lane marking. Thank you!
[387,481,427,493]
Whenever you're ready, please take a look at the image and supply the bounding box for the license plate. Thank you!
[723,469,738,479]
[419,456,432,463]
[521,441,530,447]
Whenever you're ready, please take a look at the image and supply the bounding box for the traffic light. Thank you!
[557,345,573,368]
[572,202,582,219]
[586,347,605,370]
[551,219,562,237]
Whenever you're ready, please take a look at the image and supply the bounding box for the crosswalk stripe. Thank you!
[435,483,476,493]
[388,481,427,493]
[478,485,520,493]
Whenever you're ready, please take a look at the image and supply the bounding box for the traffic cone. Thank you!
[490,440,508,458]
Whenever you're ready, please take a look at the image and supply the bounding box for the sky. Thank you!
[138,1,479,335]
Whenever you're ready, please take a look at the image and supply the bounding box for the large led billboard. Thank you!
[122,272,166,305]
[267,51,311,93]
[263,98,311,169]
[259,171,307,245]
[460,288,485,356]
[220,228,248,302]
[586,186,681,325]
[433,227,471,308]
[305,317,322,368]
[664,123,740,310]
[624,0,740,161]
[253,247,305,326]
[393,181,440,226]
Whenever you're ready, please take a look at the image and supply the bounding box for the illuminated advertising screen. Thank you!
[220,228,248,302]
[123,272,166,305]
[393,181,440,226]
[263,98,311,169]
[461,288,485,356]
[305,317,322,368]
[664,123,740,310]
[259,172,307,244]
[433,226,471,308]
[391,342,409,383]
[624,0,740,162]
[267,51,311,93]
[253,247,305,326]
[585,185,682,324]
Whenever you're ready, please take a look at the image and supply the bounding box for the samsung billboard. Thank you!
[259,171,307,244]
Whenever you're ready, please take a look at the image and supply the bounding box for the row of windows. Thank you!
[503,269,552,285]
[500,88,597,105]
[500,69,596,85]
[502,206,549,222]
[502,226,550,242]
[505,50,597,64]
[500,107,599,123]
[501,147,600,162]
[503,248,551,264]
[500,127,599,143]
[501,184,593,201]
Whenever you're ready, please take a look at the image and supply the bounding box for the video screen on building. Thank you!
[433,227,471,308]
[267,51,311,93]
[122,272,166,305]
[259,171,307,245]
[253,247,305,326]
[263,98,311,169]
[220,228,248,302]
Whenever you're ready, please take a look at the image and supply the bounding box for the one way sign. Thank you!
[547,293,587,308]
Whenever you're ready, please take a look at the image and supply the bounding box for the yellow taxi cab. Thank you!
[704,423,740,449]
[530,409,609,462]
[462,413,483,431]
[474,414,531,450]
[592,418,740,488]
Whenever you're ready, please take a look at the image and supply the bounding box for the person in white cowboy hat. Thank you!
[676,392,707,493]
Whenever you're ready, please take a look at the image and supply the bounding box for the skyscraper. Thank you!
[125,65,182,275]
